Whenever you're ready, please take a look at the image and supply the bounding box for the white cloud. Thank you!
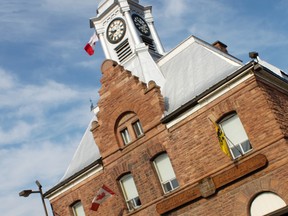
[0,1,110,216]
[76,59,100,69]
[0,70,92,212]
[0,121,36,145]
[42,0,96,14]
[0,0,97,42]
[0,140,77,191]
[0,66,95,146]
[0,67,16,89]
[1,193,48,216]
[0,139,79,216]
[0,70,82,110]
[147,0,288,65]
[163,0,188,18]
[183,4,288,60]
[0,1,44,40]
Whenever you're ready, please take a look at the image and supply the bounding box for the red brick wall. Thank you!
[49,64,288,216]
[91,60,165,164]
[258,79,288,138]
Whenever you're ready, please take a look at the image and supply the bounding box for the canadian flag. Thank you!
[90,185,115,211]
[84,32,98,56]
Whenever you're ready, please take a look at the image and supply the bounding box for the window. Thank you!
[72,201,85,216]
[250,192,286,216]
[119,174,141,211]
[153,153,179,193]
[116,112,144,146]
[219,113,252,159]
[132,120,144,138]
[120,128,131,145]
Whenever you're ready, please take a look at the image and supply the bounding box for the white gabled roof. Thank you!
[159,35,243,115]
[60,110,101,182]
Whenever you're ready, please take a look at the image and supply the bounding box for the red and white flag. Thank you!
[84,32,98,56]
[90,185,115,211]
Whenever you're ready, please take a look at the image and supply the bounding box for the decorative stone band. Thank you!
[156,154,268,214]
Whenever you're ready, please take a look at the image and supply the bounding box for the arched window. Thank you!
[71,201,85,216]
[250,192,286,216]
[116,112,144,146]
[219,112,252,159]
[119,174,141,211]
[153,153,179,193]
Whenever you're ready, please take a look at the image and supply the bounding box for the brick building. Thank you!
[45,1,288,215]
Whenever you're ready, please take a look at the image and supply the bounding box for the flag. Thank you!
[214,122,231,158]
[84,32,98,56]
[90,185,115,211]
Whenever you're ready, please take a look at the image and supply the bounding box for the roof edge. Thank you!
[44,158,103,198]
[161,61,254,124]
[157,35,243,67]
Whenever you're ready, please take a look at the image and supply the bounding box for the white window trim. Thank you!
[72,201,85,216]
[219,113,252,159]
[153,153,179,193]
[119,174,141,211]
[250,192,286,216]
[132,120,144,138]
[120,128,131,145]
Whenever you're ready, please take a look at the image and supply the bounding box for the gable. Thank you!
[91,60,165,161]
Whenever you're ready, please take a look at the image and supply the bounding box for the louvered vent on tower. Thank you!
[115,39,132,63]
[141,36,156,52]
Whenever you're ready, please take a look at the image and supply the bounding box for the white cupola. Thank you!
[90,0,165,88]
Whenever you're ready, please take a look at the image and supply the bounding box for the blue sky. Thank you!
[0,0,287,215]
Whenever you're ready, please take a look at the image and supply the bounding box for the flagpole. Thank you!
[222,134,244,157]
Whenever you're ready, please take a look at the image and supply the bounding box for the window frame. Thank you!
[120,127,131,145]
[132,120,144,138]
[219,112,252,159]
[116,112,145,147]
[153,153,179,194]
[119,174,142,211]
[71,201,85,216]
[250,192,286,216]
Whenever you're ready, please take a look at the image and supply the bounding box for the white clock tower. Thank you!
[90,0,165,87]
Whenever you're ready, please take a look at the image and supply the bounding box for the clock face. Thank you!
[132,14,150,36]
[106,18,126,44]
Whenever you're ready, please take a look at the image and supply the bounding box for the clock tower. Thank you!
[90,0,165,87]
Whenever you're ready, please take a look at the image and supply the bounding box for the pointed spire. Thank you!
[90,99,94,111]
